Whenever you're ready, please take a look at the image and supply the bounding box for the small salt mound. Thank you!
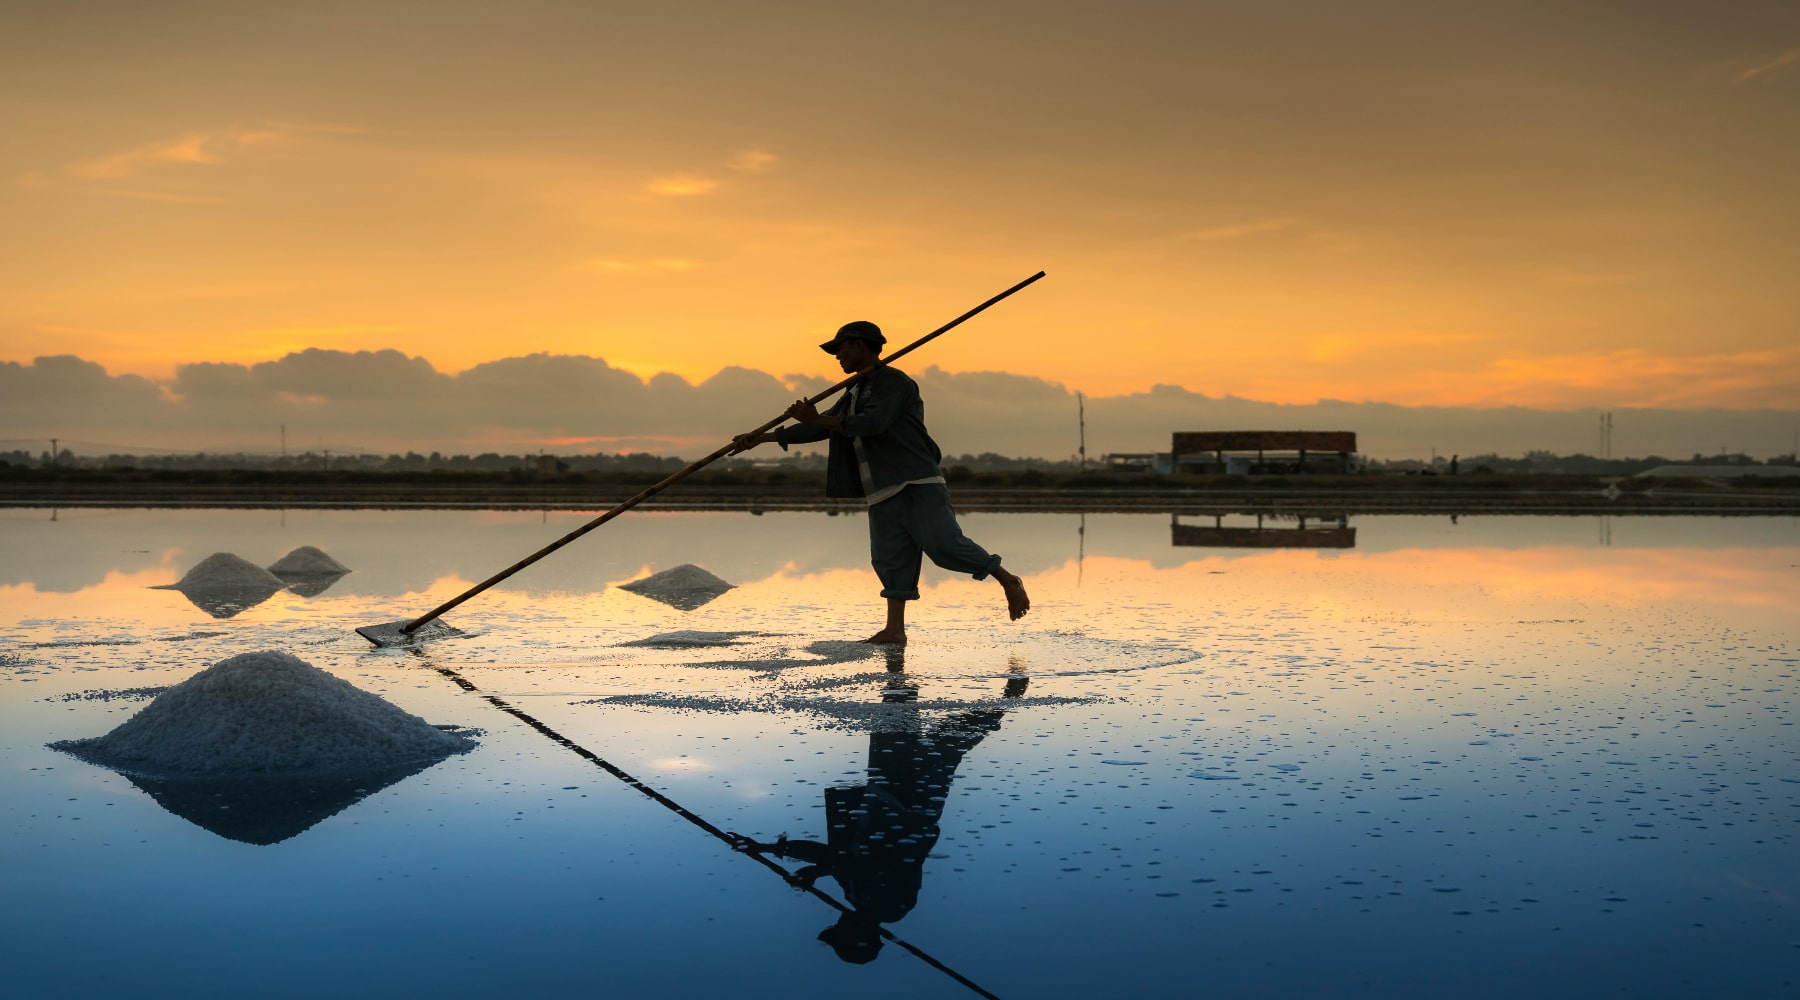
[268,545,350,577]
[619,563,734,611]
[159,552,286,591]
[50,650,474,776]
[268,547,351,598]
[152,553,287,618]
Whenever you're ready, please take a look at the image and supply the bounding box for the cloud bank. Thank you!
[2,351,1794,460]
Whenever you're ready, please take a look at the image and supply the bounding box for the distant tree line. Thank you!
[1,447,1794,477]
[1369,450,1797,476]
[0,448,821,474]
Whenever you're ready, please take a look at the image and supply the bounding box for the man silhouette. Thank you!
[734,320,1029,644]
[734,665,1029,963]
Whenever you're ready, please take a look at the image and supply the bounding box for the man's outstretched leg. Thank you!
[863,597,908,646]
[900,484,1029,624]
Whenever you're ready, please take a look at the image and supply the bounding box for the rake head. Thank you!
[356,619,464,648]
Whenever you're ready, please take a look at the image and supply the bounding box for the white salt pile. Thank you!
[268,545,351,597]
[268,545,350,577]
[157,552,286,592]
[619,563,735,610]
[152,553,287,618]
[50,650,474,776]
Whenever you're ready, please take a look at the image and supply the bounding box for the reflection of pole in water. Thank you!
[1599,515,1612,547]
[418,657,998,998]
[1077,512,1085,587]
[738,656,1025,973]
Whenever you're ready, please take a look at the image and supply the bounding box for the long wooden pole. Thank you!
[395,270,1046,635]
[427,661,1000,996]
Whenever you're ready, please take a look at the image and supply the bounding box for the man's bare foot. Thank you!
[861,627,907,645]
[997,570,1030,621]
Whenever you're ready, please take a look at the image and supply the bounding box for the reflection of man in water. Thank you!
[736,668,1028,963]
[731,321,1030,644]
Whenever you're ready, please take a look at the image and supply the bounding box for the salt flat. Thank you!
[2,509,1795,998]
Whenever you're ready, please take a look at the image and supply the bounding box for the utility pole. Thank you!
[280,424,287,460]
[1077,392,1086,472]
[49,438,58,467]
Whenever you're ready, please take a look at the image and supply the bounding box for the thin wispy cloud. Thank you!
[643,174,718,196]
[726,149,778,173]
[1182,216,1298,241]
[1484,346,1800,409]
[1546,270,1642,287]
[1301,229,1361,252]
[575,258,699,273]
[1305,330,1485,364]
[14,172,227,204]
[65,133,223,179]
[21,121,362,202]
[1735,47,1800,83]
[60,123,333,180]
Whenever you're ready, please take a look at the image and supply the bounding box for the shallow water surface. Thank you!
[2,509,1796,998]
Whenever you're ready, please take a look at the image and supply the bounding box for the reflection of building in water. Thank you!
[1172,431,1357,475]
[1101,452,1173,474]
[739,665,1027,965]
[1171,512,1356,549]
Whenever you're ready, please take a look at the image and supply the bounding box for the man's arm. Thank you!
[784,377,909,438]
[731,430,779,453]
[782,398,841,433]
[733,420,830,453]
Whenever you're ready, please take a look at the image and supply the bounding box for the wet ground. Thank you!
[2,509,1796,998]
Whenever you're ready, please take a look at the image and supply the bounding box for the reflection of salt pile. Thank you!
[684,639,887,672]
[52,650,473,774]
[50,651,476,845]
[619,630,762,648]
[152,553,285,619]
[619,564,735,611]
[267,545,351,598]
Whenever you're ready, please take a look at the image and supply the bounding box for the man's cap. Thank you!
[817,916,884,964]
[819,320,885,354]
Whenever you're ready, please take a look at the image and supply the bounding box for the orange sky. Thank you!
[2,2,1797,409]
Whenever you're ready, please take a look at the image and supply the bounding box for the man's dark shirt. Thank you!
[776,365,944,499]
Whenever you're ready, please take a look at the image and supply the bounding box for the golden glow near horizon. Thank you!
[8,542,1794,643]
[2,3,1798,410]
